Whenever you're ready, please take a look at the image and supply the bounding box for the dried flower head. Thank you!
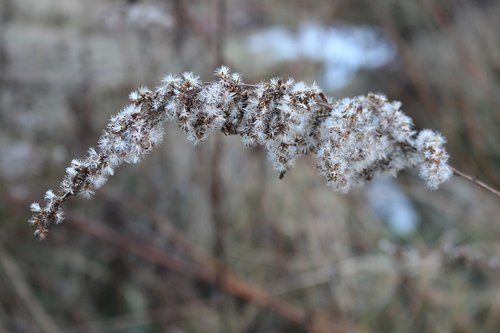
[28,67,452,239]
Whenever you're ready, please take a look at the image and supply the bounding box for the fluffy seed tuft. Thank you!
[28,67,452,239]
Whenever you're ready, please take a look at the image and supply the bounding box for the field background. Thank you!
[1,0,500,332]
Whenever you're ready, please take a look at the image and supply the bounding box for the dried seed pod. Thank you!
[28,67,451,239]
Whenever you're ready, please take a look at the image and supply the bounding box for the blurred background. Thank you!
[1,0,500,332]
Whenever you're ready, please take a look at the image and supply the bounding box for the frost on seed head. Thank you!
[416,129,452,189]
[28,67,452,239]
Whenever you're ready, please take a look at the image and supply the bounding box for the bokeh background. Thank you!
[1,0,500,332]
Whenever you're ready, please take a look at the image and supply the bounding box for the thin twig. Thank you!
[212,2,232,331]
[0,250,61,333]
[451,166,500,198]
[65,211,346,333]
[100,193,366,332]
[368,1,439,119]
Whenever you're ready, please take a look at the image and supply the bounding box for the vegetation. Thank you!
[1,0,499,332]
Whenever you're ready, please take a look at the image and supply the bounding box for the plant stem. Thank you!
[451,166,500,198]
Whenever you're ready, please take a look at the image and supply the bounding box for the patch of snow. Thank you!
[365,176,419,237]
[246,22,396,90]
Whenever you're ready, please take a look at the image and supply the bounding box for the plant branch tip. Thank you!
[29,66,455,240]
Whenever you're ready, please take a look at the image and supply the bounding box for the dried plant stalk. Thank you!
[29,67,452,239]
